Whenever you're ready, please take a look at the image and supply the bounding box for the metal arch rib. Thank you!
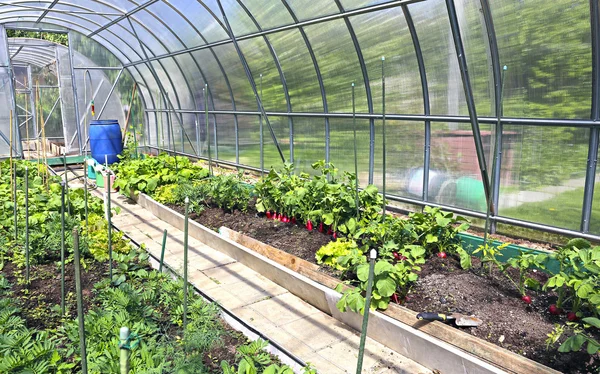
[215,0,286,163]
[333,0,375,184]
[88,0,159,38]
[163,0,240,161]
[479,0,503,229]
[236,0,294,161]
[402,5,432,203]
[35,0,59,24]
[445,0,492,208]
[280,0,329,164]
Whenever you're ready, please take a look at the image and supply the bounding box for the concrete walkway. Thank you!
[96,190,430,374]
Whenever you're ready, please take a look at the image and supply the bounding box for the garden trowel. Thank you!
[416,312,482,327]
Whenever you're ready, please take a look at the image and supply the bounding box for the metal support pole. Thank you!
[84,158,89,232]
[159,229,167,272]
[381,57,387,217]
[24,167,29,285]
[356,249,377,374]
[72,229,88,374]
[96,68,124,119]
[205,85,213,176]
[259,74,264,177]
[64,151,70,215]
[13,165,18,241]
[445,0,492,207]
[183,197,189,332]
[352,83,360,218]
[195,115,200,157]
[61,181,66,315]
[67,32,83,154]
[582,0,600,233]
[403,5,432,202]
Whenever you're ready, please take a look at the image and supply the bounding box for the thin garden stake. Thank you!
[60,181,66,315]
[13,166,17,241]
[381,56,387,218]
[119,327,130,374]
[484,65,507,247]
[73,229,88,374]
[159,229,167,272]
[352,83,360,218]
[106,157,113,282]
[84,159,89,233]
[9,110,14,221]
[356,249,377,374]
[159,90,164,151]
[205,84,213,177]
[24,167,30,285]
[133,122,139,159]
[259,73,264,179]
[195,117,200,157]
[183,197,190,333]
[64,151,70,215]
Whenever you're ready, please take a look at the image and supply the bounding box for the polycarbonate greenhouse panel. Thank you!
[490,0,592,119]
[498,126,588,231]
[219,0,259,37]
[290,117,325,174]
[329,117,371,187]
[409,0,468,116]
[350,7,424,115]
[594,143,600,235]
[238,0,294,31]
[266,30,324,113]
[372,120,425,197]
[237,115,289,169]
[70,31,123,67]
[189,49,232,111]
[165,0,229,44]
[211,43,255,110]
[56,47,80,154]
[238,37,288,112]
[304,19,369,113]
[455,0,493,117]
[285,0,339,21]
[428,122,491,212]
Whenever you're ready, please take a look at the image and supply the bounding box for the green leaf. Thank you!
[436,216,452,227]
[375,277,396,297]
[322,213,334,225]
[524,278,540,290]
[582,317,600,329]
[374,260,393,275]
[587,340,600,355]
[357,264,370,282]
[425,234,438,243]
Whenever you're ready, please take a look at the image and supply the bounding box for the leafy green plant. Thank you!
[316,239,356,270]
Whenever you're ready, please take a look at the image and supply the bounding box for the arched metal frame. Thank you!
[0,0,598,242]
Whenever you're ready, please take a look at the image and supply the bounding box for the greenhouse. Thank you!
[0,0,599,373]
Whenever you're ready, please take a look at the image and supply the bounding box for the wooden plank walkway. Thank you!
[89,186,431,374]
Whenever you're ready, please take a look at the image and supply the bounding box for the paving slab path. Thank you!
[88,186,431,374]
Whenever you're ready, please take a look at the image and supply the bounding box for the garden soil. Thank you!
[187,205,599,374]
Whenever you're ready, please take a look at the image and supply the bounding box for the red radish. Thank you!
[318,222,324,233]
[266,211,272,219]
[567,312,579,321]
[521,295,532,304]
[549,304,563,315]
[437,252,447,259]
[291,217,297,224]
[283,216,289,223]
[391,293,400,304]
[306,220,313,231]
[276,213,281,220]
[327,228,333,235]
[332,232,337,240]
[393,252,407,262]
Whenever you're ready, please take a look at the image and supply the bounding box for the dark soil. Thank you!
[2,260,108,329]
[176,203,600,373]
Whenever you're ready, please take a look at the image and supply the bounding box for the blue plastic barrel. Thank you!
[89,120,123,165]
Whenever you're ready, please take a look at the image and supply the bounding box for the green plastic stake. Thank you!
[159,229,167,272]
[84,157,89,235]
[205,84,213,177]
[352,83,360,218]
[119,327,130,374]
[106,156,113,282]
[64,151,70,215]
[73,229,88,374]
[381,57,387,218]
[13,166,17,241]
[24,166,29,285]
[183,197,189,333]
[60,180,66,316]
[356,249,377,374]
